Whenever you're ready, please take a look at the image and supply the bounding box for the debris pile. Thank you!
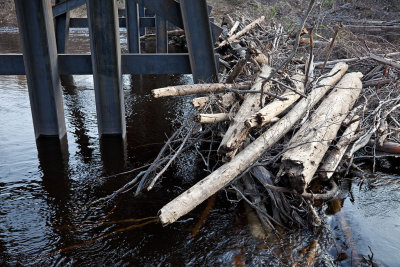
[96,0,400,248]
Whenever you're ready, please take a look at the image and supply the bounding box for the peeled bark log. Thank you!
[159,63,348,226]
[152,83,251,98]
[217,16,265,48]
[245,72,305,129]
[195,113,230,124]
[319,117,360,181]
[218,65,273,161]
[279,72,363,193]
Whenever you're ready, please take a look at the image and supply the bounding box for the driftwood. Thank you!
[227,21,240,38]
[245,72,305,128]
[369,54,400,70]
[279,72,363,193]
[308,52,400,68]
[217,16,265,48]
[195,113,230,124]
[158,63,348,225]
[319,117,360,181]
[152,83,251,98]
[226,52,252,83]
[218,65,272,161]
[192,96,209,110]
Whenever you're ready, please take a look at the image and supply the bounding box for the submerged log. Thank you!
[218,65,273,161]
[319,117,360,181]
[159,63,348,225]
[245,72,305,129]
[152,83,251,98]
[279,72,363,193]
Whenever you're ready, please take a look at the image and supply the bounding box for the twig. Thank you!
[261,0,316,82]
[321,25,341,73]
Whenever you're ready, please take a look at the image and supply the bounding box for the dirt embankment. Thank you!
[1,0,399,27]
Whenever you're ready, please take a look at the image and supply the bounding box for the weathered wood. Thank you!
[279,72,363,193]
[218,65,273,161]
[319,117,360,181]
[152,83,251,98]
[245,72,305,128]
[192,96,209,110]
[369,54,400,70]
[308,52,400,68]
[195,113,230,124]
[159,63,348,225]
[217,16,265,48]
[227,21,240,37]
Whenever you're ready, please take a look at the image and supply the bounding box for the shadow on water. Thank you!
[1,27,400,266]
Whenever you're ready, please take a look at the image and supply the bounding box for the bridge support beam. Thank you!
[179,0,217,83]
[14,0,67,139]
[86,0,126,137]
[126,0,140,53]
[156,15,168,53]
[54,0,70,54]
[138,4,145,36]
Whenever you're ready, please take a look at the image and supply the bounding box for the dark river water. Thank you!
[1,27,400,266]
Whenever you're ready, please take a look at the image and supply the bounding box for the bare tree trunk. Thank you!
[159,63,348,226]
[279,72,363,193]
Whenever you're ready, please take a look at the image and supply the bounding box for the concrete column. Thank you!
[180,0,217,83]
[126,0,140,53]
[86,0,126,137]
[156,15,168,53]
[14,0,67,139]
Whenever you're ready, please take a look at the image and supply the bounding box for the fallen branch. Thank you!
[318,117,360,181]
[306,52,400,68]
[195,113,230,124]
[152,83,251,98]
[218,65,273,161]
[217,16,265,48]
[369,53,400,70]
[245,72,305,128]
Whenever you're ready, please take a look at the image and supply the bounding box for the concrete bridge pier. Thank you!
[14,0,67,139]
[86,0,126,138]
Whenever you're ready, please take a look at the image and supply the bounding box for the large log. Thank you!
[245,72,305,129]
[152,83,251,98]
[218,65,273,161]
[159,63,348,225]
[279,72,363,193]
